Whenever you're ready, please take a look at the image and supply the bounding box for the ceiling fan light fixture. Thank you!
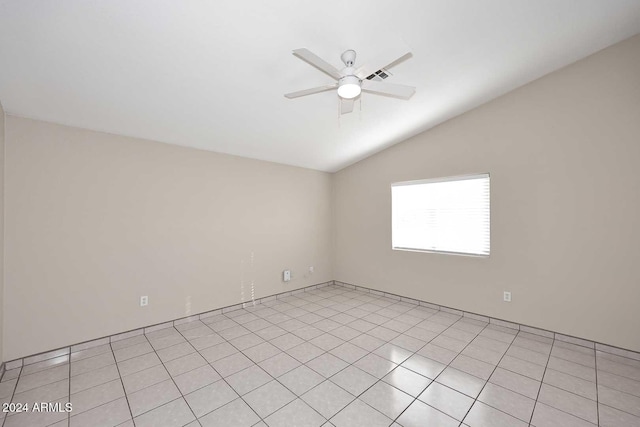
[337,75,361,99]
[284,48,415,112]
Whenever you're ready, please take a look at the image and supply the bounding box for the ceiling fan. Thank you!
[284,48,416,114]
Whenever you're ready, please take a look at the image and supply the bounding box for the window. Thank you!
[392,173,490,256]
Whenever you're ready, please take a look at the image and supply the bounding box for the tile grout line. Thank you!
[527,336,555,426]
[67,354,71,427]
[0,366,20,427]
[1,365,25,427]
[108,341,137,426]
[594,346,600,427]
[550,342,600,366]
[598,400,640,420]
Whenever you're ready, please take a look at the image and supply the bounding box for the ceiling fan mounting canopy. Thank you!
[284,47,415,115]
[341,49,357,67]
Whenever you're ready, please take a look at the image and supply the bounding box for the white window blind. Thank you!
[392,174,490,256]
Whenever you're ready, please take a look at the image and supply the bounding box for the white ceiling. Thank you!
[1,1,639,172]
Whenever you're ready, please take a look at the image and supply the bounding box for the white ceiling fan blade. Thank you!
[355,50,412,79]
[284,84,337,99]
[340,98,354,115]
[293,48,342,80]
[361,80,416,99]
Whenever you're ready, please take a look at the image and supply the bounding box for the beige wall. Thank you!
[334,35,640,352]
[3,117,333,361]
[0,101,4,364]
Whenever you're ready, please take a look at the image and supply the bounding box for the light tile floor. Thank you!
[1,285,640,427]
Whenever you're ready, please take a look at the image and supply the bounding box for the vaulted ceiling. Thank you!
[1,1,640,171]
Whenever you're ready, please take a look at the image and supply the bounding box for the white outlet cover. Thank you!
[140,296,149,306]
[503,292,512,302]
[283,270,291,282]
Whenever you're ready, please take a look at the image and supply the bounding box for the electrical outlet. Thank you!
[140,296,149,307]
[503,291,512,302]
[309,266,314,274]
[283,270,291,282]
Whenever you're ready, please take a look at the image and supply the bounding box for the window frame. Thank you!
[391,173,491,257]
